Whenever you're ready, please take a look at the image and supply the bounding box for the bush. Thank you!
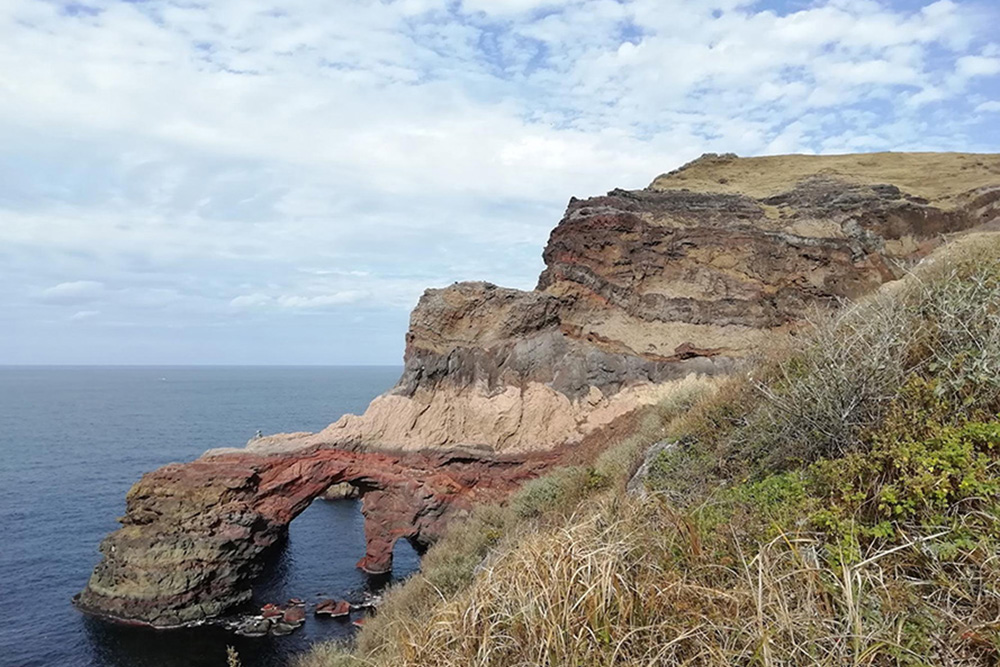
[650,234,1000,489]
[808,377,1000,547]
[509,466,592,518]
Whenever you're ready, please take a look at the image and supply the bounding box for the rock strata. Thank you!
[327,152,1000,451]
[79,152,1000,628]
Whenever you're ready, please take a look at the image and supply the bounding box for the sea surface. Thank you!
[0,366,418,667]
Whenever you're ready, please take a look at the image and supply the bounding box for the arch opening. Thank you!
[251,491,422,612]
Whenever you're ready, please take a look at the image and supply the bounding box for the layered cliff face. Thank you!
[78,152,1000,627]
[326,152,1000,452]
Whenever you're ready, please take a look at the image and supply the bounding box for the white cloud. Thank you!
[232,291,369,310]
[230,294,273,309]
[1,0,998,363]
[976,101,1000,113]
[956,55,1000,79]
[460,0,561,16]
[277,292,368,309]
[39,281,105,304]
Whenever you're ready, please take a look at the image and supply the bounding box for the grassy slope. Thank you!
[299,233,1000,667]
[649,152,1000,206]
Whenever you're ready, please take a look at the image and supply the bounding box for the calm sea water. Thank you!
[0,366,418,667]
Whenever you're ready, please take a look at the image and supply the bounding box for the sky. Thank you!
[2,0,999,365]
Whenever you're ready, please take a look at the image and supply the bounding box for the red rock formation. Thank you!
[76,444,555,627]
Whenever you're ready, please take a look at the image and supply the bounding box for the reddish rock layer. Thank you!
[76,445,554,627]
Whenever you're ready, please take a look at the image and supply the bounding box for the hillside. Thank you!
[301,231,1000,667]
[650,152,1000,204]
[290,152,1000,667]
[78,152,1000,636]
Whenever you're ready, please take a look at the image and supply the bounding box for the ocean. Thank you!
[0,366,418,667]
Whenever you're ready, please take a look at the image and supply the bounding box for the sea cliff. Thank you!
[78,152,1000,628]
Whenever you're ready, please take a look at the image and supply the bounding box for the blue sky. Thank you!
[2,0,999,364]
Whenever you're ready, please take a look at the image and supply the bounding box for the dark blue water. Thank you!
[0,366,418,667]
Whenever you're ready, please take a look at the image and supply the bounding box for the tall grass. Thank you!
[356,495,1000,666]
[297,234,1000,667]
[657,233,1000,483]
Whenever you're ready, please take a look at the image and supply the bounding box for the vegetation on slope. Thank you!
[650,151,1000,205]
[299,234,1000,667]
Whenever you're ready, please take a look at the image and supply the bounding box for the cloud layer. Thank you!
[2,0,998,363]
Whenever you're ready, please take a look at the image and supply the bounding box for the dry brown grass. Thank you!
[649,152,1000,206]
[298,234,1000,667]
[312,492,1000,667]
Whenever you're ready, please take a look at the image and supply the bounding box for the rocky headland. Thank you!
[76,445,555,627]
[78,152,1000,627]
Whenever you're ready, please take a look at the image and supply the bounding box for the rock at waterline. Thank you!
[230,616,271,637]
[282,606,306,626]
[315,599,351,618]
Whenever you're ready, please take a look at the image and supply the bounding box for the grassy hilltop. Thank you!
[650,151,1000,205]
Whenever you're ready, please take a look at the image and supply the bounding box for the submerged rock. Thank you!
[230,616,271,637]
[270,621,297,636]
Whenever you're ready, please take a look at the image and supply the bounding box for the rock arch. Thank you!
[75,445,554,628]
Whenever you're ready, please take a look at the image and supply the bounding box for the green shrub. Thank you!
[509,466,591,518]
[808,379,1000,544]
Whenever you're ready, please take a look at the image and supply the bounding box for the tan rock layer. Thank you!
[327,378,713,453]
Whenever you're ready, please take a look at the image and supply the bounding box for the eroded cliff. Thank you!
[326,152,1000,451]
[76,445,555,627]
[78,152,1000,627]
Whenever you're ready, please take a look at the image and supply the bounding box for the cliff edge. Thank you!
[320,151,1000,452]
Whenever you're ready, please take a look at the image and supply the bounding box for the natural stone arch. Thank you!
[75,445,555,627]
